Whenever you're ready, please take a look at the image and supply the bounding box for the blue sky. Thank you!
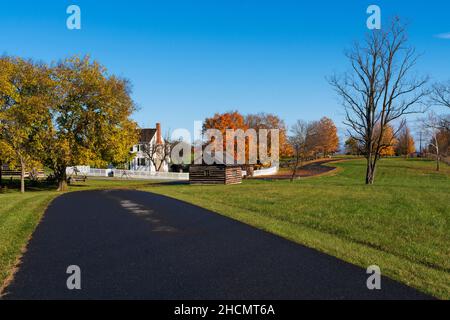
[1,1,449,138]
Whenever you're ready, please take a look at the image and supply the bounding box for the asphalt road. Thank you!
[3,190,431,299]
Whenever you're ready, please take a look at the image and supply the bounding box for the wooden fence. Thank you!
[1,168,45,179]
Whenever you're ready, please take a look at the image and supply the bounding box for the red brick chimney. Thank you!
[156,123,162,144]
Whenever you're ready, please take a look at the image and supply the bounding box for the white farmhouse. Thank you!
[129,123,169,172]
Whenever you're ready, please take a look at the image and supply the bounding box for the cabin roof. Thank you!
[192,151,244,166]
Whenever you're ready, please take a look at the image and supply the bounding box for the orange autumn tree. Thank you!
[307,117,339,157]
[318,117,339,156]
[203,111,288,165]
[203,111,249,162]
[203,111,248,137]
[245,113,293,157]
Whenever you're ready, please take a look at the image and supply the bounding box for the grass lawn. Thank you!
[0,189,58,292]
[0,158,449,298]
[140,158,450,299]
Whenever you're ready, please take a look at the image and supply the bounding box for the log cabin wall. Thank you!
[224,166,242,185]
[189,165,242,185]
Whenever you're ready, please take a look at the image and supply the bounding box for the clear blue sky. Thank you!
[1,1,449,138]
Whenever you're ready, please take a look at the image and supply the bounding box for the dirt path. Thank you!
[252,158,341,180]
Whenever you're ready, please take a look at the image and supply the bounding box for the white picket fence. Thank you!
[88,168,111,177]
[66,166,189,181]
[67,165,277,181]
[111,169,189,180]
[252,166,278,177]
[66,166,91,176]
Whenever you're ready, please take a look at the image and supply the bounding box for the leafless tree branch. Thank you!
[328,18,428,184]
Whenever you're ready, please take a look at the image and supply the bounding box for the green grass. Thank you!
[139,158,450,299]
[0,158,449,298]
[0,190,58,291]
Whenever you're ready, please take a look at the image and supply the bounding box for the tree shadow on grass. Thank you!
[154,181,189,186]
[0,177,189,194]
[0,178,58,193]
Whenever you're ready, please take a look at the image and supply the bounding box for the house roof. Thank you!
[139,128,157,143]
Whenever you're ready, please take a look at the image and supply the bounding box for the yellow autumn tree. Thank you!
[0,138,14,188]
[374,124,397,157]
[0,57,53,192]
[45,56,138,191]
[396,124,416,157]
[0,58,15,187]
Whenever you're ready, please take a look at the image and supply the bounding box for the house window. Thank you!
[204,170,210,177]
[137,144,140,152]
[138,158,146,166]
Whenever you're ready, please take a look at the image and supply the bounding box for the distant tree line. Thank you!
[344,122,416,158]
[202,111,340,179]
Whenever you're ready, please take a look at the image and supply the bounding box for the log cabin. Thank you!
[189,152,242,184]
[189,164,242,185]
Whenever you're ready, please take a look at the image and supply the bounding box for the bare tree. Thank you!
[141,137,171,172]
[421,113,445,171]
[431,81,450,108]
[329,18,428,184]
[289,120,313,182]
[431,81,450,131]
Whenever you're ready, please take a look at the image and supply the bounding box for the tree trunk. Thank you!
[365,166,374,184]
[20,161,25,193]
[365,157,376,185]
[0,160,3,189]
[434,136,440,172]
[290,152,301,182]
[156,159,163,172]
[57,168,68,192]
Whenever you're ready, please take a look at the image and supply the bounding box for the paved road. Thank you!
[3,190,430,299]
